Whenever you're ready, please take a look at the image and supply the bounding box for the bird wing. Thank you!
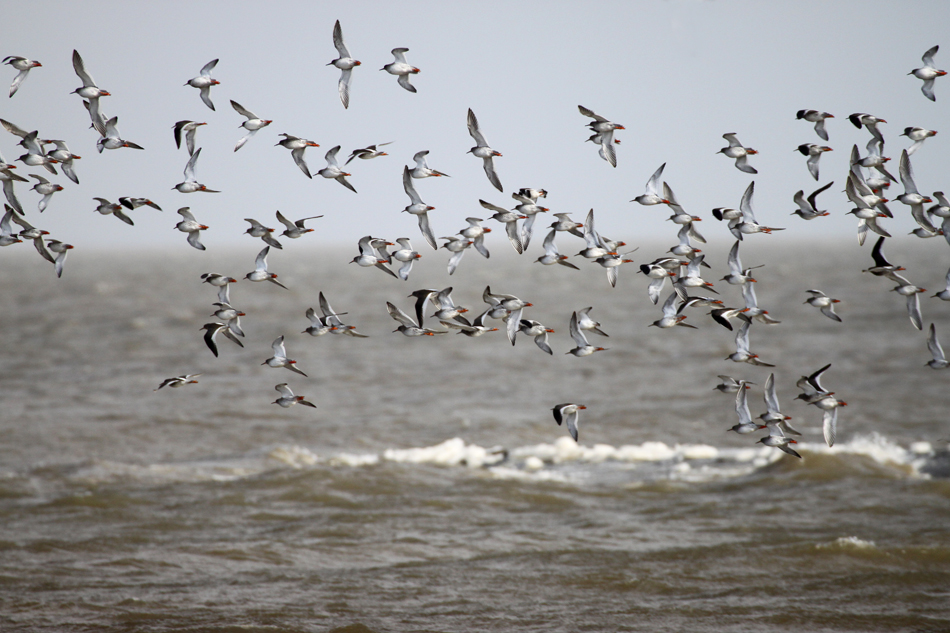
[72,49,96,87]
[467,108,488,146]
[739,181,757,224]
[199,58,219,76]
[403,165,423,204]
[332,20,350,58]
[230,100,256,119]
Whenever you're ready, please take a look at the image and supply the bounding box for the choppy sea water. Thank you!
[1,238,949,632]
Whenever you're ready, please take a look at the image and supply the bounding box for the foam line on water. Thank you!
[60,433,938,486]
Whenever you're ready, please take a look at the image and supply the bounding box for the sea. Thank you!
[1,236,949,632]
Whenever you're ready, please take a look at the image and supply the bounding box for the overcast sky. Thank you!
[2,0,948,252]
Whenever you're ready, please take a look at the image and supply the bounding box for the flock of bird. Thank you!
[2,32,948,457]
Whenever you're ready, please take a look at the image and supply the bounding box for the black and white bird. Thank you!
[552,403,587,442]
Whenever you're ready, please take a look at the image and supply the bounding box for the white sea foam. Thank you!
[524,456,545,471]
[62,433,936,487]
[328,452,380,467]
[267,445,320,468]
[511,437,724,464]
[382,437,506,468]
[71,459,263,484]
[486,466,571,483]
[818,536,877,550]
[791,433,930,475]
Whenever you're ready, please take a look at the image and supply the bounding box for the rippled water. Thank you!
[2,239,949,632]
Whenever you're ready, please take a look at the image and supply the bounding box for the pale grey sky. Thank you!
[1,0,948,253]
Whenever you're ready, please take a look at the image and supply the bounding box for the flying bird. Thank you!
[927,323,949,369]
[567,310,608,356]
[346,142,391,165]
[932,265,950,301]
[791,182,833,220]
[632,163,669,206]
[410,150,449,178]
[726,319,774,366]
[302,307,337,337]
[230,100,272,152]
[276,134,320,179]
[318,291,367,337]
[201,273,237,304]
[909,45,946,101]
[175,207,209,250]
[650,291,697,329]
[578,105,624,167]
[729,181,785,239]
[71,49,110,101]
[200,322,243,357]
[273,383,317,409]
[381,48,419,93]
[276,211,322,239]
[577,306,608,337]
[804,290,842,322]
[263,335,308,376]
[28,173,62,213]
[716,375,753,395]
[535,229,578,269]
[811,393,847,448]
[0,164,27,215]
[386,301,444,337]
[862,237,904,277]
[390,237,422,280]
[482,287,531,344]
[42,140,80,184]
[402,165,437,250]
[317,145,356,192]
[245,246,287,289]
[796,110,833,141]
[94,115,143,152]
[172,120,206,156]
[3,204,46,252]
[328,20,360,109]
[795,363,833,405]
[244,218,282,249]
[467,108,503,192]
[796,143,832,181]
[155,375,201,391]
[459,217,491,259]
[896,150,936,232]
[93,197,133,226]
[888,272,925,330]
[848,113,886,144]
[721,240,759,285]
[119,197,161,212]
[758,373,799,435]
[900,127,937,156]
[481,199,524,254]
[517,319,555,354]
[718,133,758,174]
[3,56,41,98]
[185,58,220,110]
[350,235,397,278]
[757,426,801,459]
[17,130,58,175]
[727,382,758,434]
[0,206,22,246]
[173,148,219,193]
[441,235,473,276]
[552,403,586,442]
[440,308,497,338]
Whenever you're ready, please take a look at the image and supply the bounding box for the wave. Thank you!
[816,536,877,550]
[49,433,945,488]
